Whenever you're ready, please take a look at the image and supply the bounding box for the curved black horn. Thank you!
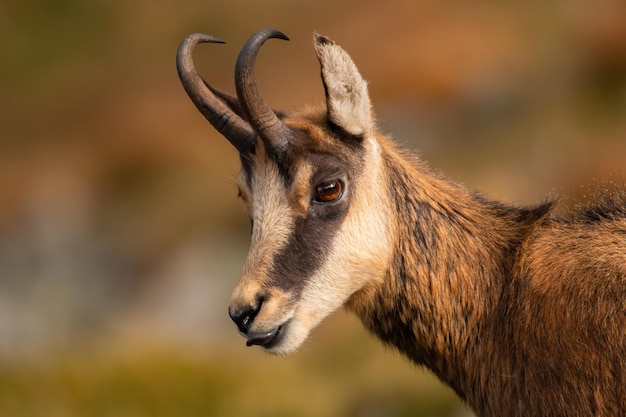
[177,33,255,154]
[235,29,290,152]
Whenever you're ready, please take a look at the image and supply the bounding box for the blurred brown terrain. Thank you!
[0,1,625,416]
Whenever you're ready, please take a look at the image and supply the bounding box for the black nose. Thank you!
[229,301,262,334]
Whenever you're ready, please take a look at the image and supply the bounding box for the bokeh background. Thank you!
[1,1,625,416]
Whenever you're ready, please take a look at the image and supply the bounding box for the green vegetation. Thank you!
[0,330,466,417]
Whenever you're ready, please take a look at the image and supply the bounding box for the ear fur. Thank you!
[313,33,373,137]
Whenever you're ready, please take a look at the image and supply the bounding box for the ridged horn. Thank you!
[235,29,291,152]
[177,33,256,154]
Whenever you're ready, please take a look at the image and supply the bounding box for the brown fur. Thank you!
[178,30,626,417]
[345,135,626,416]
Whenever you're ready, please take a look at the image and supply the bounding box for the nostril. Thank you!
[229,300,263,334]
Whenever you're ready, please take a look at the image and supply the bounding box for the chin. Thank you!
[261,318,312,356]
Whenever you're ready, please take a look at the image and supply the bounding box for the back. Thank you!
[496,203,626,416]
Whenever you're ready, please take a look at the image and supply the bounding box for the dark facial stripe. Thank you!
[240,152,255,190]
[267,183,351,295]
[254,125,366,295]
[270,148,297,188]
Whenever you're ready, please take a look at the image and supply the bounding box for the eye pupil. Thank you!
[315,180,343,203]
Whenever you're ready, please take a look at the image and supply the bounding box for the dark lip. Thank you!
[245,321,288,349]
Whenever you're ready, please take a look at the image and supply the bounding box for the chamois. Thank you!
[177,28,626,417]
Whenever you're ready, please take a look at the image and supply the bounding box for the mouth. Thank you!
[245,321,288,349]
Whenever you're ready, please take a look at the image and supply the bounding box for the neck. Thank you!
[346,138,552,402]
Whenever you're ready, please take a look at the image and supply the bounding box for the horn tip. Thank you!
[197,33,226,44]
[267,28,290,42]
[183,33,226,45]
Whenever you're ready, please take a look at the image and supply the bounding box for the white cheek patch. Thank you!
[288,136,393,345]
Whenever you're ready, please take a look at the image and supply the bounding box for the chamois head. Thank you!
[177,29,393,354]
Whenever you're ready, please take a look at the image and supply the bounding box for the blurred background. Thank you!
[1,0,625,416]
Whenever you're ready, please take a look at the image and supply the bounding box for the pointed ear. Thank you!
[314,33,373,138]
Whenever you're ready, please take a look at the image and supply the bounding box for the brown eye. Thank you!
[314,180,343,203]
